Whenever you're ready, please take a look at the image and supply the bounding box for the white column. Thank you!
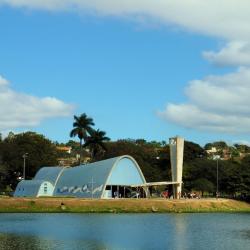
[169,137,184,199]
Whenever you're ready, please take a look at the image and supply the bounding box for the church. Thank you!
[14,137,184,199]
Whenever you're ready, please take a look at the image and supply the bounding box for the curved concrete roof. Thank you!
[54,155,146,198]
[14,180,45,197]
[34,166,65,186]
[14,155,146,198]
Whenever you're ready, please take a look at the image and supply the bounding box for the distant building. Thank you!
[206,147,217,155]
[222,149,231,160]
[58,157,79,167]
[239,152,250,159]
[56,146,72,154]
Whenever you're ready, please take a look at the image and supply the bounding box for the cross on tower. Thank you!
[88,177,96,199]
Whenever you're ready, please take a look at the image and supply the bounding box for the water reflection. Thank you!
[0,213,249,250]
[239,229,250,240]
[0,234,48,250]
[0,233,107,250]
[173,215,188,250]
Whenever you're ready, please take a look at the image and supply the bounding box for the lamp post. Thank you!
[22,153,28,180]
[216,158,219,198]
[214,155,220,199]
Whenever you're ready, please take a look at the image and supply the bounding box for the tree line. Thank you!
[0,113,249,200]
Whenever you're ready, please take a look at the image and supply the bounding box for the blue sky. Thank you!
[1,1,250,146]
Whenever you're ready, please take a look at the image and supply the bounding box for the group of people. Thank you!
[113,190,141,199]
[113,188,201,199]
[161,190,201,199]
[183,192,201,199]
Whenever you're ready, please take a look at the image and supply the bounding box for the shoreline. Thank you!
[0,197,249,213]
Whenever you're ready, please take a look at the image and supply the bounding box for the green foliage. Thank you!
[183,159,217,191]
[70,113,112,163]
[204,141,228,149]
[182,157,250,197]
[84,129,110,160]
[234,144,250,153]
[0,164,9,190]
[230,147,240,158]
[184,141,205,161]
[0,131,58,190]
[70,113,95,164]
[66,140,79,151]
[98,139,250,198]
[1,121,250,199]
[193,178,215,195]
[70,113,95,141]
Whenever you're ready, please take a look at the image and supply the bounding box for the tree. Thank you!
[70,113,95,164]
[205,141,228,150]
[204,143,213,150]
[0,132,58,189]
[234,144,250,153]
[230,147,240,158]
[84,129,110,160]
[0,164,9,191]
[184,141,205,161]
[193,178,215,196]
[135,139,147,145]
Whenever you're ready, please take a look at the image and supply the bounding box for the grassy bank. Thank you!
[0,197,249,213]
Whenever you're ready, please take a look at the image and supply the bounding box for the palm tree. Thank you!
[70,113,95,165]
[84,129,110,160]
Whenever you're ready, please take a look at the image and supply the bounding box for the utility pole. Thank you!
[216,158,219,199]
[22,153,28,180]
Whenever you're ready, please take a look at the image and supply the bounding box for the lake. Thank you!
[0,213,249,250]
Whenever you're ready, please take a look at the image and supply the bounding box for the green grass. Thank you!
[0,206,249,213]
[0,198,249,213]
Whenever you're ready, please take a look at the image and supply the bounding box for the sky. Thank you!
[1,1,250,146]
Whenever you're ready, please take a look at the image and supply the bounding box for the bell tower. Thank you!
[169,136,184,199]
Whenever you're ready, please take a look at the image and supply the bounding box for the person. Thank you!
[161,190,169,199]
[136,191,140,199]
[178,191,181,199]
[165,190,169,199]
[216,191,219,199]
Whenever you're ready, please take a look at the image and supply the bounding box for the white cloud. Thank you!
[0,75,74,131]
[2,0,250,134]
[0,75,8,86]
[1,0,250,40]
[203,41,250,66]
[2,1,250,67]
[159,67,250,134]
